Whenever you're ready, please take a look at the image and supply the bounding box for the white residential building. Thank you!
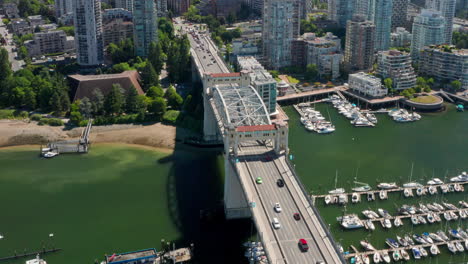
[410,9,446,60]
[391,27,412,47]
[55,0,73,18]
[73,0,104,66]
[377,50,416,90]
[302,33,342,80]
[237,56,278,114]
[133,0,158,57]
[425,0,456,44]
[349,72,388,97]
[25,30,75,56]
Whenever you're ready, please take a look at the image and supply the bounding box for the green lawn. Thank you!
[287,75,300,84]
[410,95,440,104]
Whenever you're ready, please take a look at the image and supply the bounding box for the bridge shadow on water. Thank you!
[156,128,253,263]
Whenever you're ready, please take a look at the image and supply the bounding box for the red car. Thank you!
[293,213,301,221]
[299,239,309,252]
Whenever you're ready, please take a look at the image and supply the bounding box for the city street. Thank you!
[0,15,25,71]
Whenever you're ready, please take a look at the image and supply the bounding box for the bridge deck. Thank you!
[235,143,343,264]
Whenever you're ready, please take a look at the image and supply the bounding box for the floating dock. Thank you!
[41,119,92,155]
[0,248,61,262]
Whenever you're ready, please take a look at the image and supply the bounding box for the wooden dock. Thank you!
[0,248,61,262]
[361,208,466,223]
[42,119,93,155]
[155,247,192,263]
[344,239,465,259]
[312,182,467,205]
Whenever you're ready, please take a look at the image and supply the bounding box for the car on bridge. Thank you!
[272,218,281,229]
[274,203,282,213]
[256,177,263,184]
[276,179,285,187]
[293,213,301,221]
[299,239,309,252]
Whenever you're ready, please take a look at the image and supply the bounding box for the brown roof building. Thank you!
[69,70,144,101]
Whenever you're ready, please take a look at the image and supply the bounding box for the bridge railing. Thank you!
[283,157,346,263]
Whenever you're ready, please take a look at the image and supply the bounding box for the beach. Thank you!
[0,119,193,149]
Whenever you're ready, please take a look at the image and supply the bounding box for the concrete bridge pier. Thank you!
[203,92,220,141]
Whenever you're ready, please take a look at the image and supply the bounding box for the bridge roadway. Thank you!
[235,142,343,264]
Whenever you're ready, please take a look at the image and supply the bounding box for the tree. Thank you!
[148,41,164,74]
[104,84,125,115]
[0,48,12,82]
[384,78,393,90]
[112,62,132,73]
[79,97,93,117]
[227,12,236,25]
[148,97,167,115]
[107,38,135,63]
[140,61,159,91]
[165,85,183,109]
[125,86,141,114]
[49,91,62,113]
[92,89,105,115]
[146,85,164,98]
[305,64,318,81]
[451,80,462,91]
[182,94,193,112]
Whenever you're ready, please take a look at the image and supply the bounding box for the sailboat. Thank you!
[329,170,345,194]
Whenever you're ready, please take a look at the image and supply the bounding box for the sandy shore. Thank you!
[0,120,195,150]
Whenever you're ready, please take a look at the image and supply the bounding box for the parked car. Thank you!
[293,213,301,221]
[299,239,309,252]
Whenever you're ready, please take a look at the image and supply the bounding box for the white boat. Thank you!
[362,210,379,219]
[455,241,464,252]
[404,235,415,245]
[427,178,443,185]
[328,188,345,194]
[360,240,376,251]
[377,182,398,189]
[394,217,403,227]
[436,231,449,241]
[392,251,401,261]
[400,249,410,261]
[367,192,375,201]
[324,195,332,205]
[460,201,468,208]
[378,208,391,218]
[43,151,58,158]
[352,185,371,192]
[460,210,467,219]
[365,113,377,124]
[26,255,47,264]
[397,236,408,247]
[381,218,392,229]
[382,251,391,263]
[362,254,370,264]
[412,248,421,259]
[443,202,458,210]
[373,252,381,263]
[419,247,428,257]
[428,186,437,195]
[366,220,375,231]
[440,184,448,193]
[338,214,364,229]
[379,191,387,200]
[416,187,425,196]
[417,215,427,224]
[411,215,419,225]
[426,214,435,224]
[433,203,444,211]
[351,193,360,203]
[316,125,335,134]
[338,194,348,205]
[429,245,439,256]
[402,182,423,188]
[465,240,468,250]
[403,188,412,197]
[447,242,457,253]
[450,171,468,182]
[429,233,444,242]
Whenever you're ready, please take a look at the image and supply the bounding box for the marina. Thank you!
[293,103,336,134]
[328,94,377,128]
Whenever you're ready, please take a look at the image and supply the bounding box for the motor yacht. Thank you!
[400,249,410,261]
[328,188,345,194]
[377,183,398,189]
[360,240,376,251]
[427,178,444,185]
[402,182,423,188]
[450,171,468,182]
[412,247,421,259]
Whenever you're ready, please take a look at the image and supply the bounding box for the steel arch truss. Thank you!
[212,84,271,127]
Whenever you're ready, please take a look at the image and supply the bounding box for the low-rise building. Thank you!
[27,15,45,29]
[232,39,260,58]
[102,8,133,22]
[3,3,19,19]
[68,70,145,101]
[25,30,75,56]
[9,19,32,35]
[390,27,412,47]
[349,72,388,97]
[377,50,416,90]
[419,45,468,89]
[40,23,59,31]
[237,56,278,114]
[103,18,134,47]
[293,32,343,80]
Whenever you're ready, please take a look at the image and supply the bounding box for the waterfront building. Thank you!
[69,70,144,101]
[237,56,278,114]
[24,30,75,56]
[391,0,409,31]
[349,72,388,97]
[27,15,45,29]
[167,0,191,15]
[115,0,133,12]
[344,15,376,72]
[55,0,73,18]
[425,0,456,44]
[371,0,392,51]
[133,0,158,57]
[377,50,416,90]
[419,45,468,89]
[102,8,133,22]
[262,0,304,69]
[73,0,104,66]
[391,27,412,47]
[103,19,134,47]
[328,0,355,28]
[410,9,446,60]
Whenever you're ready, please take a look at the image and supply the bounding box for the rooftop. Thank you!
[236,124,276,132]
[209,73,241,78]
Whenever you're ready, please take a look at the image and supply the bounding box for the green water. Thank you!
[285,104,468,263]
[0,144,251,264]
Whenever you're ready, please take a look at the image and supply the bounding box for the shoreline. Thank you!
[0,119,196,151]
